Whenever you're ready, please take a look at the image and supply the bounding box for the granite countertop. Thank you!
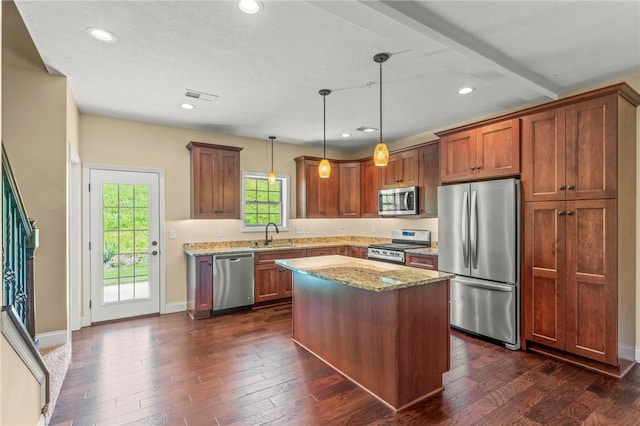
[275,255,453,292]
[183,236,391,256]
[405,247,439,256]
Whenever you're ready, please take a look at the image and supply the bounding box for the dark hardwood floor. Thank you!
[50,304,640,425]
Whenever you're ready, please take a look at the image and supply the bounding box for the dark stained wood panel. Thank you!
[475,118,521,179]
[418,142,439,218]
[360,159,381,218]
[440,129,474,182]
[338,162,361,217]
[565,94,617,200]
[565,199,617,365]
[521,108,566,201]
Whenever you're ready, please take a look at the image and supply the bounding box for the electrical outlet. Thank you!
[338,224,344,233]
[371,226,376,233]
[217,229,224,237]
[295,226,305,234]
[169,229,177,239]
[308,226,314,234]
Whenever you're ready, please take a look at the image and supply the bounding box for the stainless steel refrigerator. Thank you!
[438,178,520,350]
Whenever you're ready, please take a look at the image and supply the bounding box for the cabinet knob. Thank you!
[558,186,565,190]
[476,165,481,170]
[558,211,565,216]
[567,185,575,190]
[566,211,573,216]
[470,166,476,171]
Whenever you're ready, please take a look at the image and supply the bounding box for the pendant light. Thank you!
[268,136,276,184]
[318,89,332,178]
[373,53,390,166]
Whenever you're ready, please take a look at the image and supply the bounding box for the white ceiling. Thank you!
[14,1,640,152]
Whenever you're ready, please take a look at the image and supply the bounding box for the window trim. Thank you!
[241,171,290,232]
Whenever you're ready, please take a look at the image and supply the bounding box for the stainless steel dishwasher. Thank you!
[213,253,254,311]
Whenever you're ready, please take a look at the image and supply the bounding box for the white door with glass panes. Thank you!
[89,169,161,322]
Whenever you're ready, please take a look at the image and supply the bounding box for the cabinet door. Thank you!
[216,149,241,218]
[360,159,381,218]
[565,199,617,364]
[302,159,322,218]
[195,256,213,312]
[523,202,566,350]
[299,159,339,218]
[398,149,419,186]
[565,95,617,200]
[339,162,361,218]
[319,161,340,217]
[521,109,566,202]
[254,263,280,302]
[381,153,401,188]
[440,129,475,183]
[405,253,438,270]
[418,143,439,218]
[191,147,218,218]
[278,266,294,298]
[475,119,520,179]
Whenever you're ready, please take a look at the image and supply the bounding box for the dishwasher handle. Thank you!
[215,253,254,262]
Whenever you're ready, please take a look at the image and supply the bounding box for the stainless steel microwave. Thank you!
[378,186,419,216]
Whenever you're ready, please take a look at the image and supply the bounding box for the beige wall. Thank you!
[1,336,42,426]
[2,1,68,334]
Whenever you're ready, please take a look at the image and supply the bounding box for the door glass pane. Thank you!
[102,183,151,303]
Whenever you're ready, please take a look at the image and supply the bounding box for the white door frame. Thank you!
[82,163,167,325]
[69,146,82,332]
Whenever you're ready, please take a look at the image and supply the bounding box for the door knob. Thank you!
[152,241,158,246]
[566,211,573,216]
[558,211,565,216]
[558,186,565,190]
[567,185,575,190]
[152,250,158,255]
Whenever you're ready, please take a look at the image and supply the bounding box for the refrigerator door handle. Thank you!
[470,190,478,269]
[462,191,469,267]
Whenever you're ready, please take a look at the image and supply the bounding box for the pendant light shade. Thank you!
[318,89,332,179]
[373,53,390,166]
[268,136,276,183]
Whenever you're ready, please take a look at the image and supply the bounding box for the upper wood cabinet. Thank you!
[381,148,419,188]
[521,95,617,202]
[360,158,382,218]
[418,142,439,218]
[439,119,520,183]
[295,157,339,218]
[187,142,242,219]
[338,162,361,218]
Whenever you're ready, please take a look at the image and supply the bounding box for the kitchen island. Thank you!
[275,255,454,411]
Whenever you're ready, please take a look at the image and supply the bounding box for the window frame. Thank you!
[241,171,290,232]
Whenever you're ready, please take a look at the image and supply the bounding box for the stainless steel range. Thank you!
[368,229,431,264]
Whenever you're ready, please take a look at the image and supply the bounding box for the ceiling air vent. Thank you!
[184,89,219,102]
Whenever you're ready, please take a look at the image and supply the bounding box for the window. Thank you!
[241,172,289,232]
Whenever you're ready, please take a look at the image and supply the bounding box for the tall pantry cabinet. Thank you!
[521,84,639,377]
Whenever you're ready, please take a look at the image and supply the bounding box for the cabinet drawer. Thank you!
[306,247,337,257]
[255,249,306,263]
[406,253,438,270]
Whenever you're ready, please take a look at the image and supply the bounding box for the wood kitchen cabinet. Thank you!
[306,247,337,257]
[295,157,339,218]
[521,95,617,202]
[187,142,242,219]
[254,249,306,303]
[405,253,438,270]
[338,162,361,218]
[186,254,213,319]
[381,148,419,188]
[521,84,639,377]
[349,246,368,259]
[418,142,439,218]
[360,158,382,218]
[438,119,520,183]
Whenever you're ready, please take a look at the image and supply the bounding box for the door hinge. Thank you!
[89,300,92,309]
[89,241,91,250]
[88,183,91,192]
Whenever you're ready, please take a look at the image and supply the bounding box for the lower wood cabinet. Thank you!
[306,247,337,257]
[254,249,306,303]
[405,253,438,270]
[186,254,213,319]
[349,246,368,259]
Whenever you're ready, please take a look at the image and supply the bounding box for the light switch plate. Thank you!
[295,226,305,234]
[169,229,177,239]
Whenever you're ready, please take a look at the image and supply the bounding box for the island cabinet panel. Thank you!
[381,148,419,188]
[405,253,438,270]
[418,142,439,218]
[291,272,449,410]
[338,162,361,218]
[187,142,242,219]
[439,119,520,183]
[360,158,382,217]
[186,255,213,319]
[295,157,339,218]
[254,249,305,303]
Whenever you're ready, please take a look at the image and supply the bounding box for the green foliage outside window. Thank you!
[244,177,283,226]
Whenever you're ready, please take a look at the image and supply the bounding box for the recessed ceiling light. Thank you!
[238,0,262,14]
[181,103,195,110]
[458,87,476,95]
[356,126,378,133]
[86,27,117,43]
[341,133,352,138]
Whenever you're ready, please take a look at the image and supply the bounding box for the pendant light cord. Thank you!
[323,93,327,158]
[379,61,383,144]
[271,137,274,169]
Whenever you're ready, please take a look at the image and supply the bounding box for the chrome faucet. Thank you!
[264,222,279,245]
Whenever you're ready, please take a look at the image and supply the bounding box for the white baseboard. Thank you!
[36,330,69,348]
[162,302,186,314]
